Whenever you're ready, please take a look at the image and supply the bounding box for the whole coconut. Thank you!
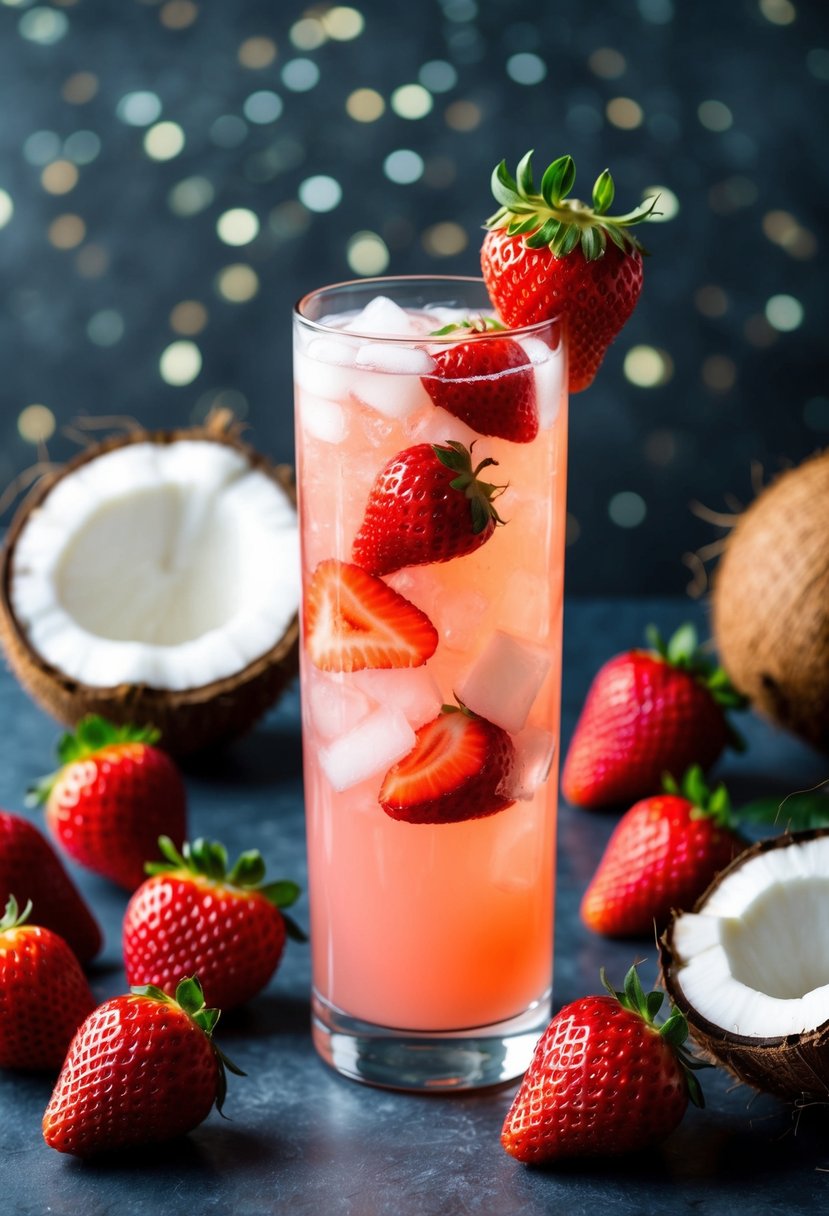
[712,450,829,754]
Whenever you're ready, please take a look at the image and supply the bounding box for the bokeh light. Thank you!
[216,208,260,247]
[346,231,390,275]
[18,404,56,444]
[160,340,202,386]
[298,175,342,212]
[346,88,385,122]
[216,264,260,303]
[144,121,185,160]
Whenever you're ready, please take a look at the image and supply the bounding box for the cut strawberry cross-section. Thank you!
[379,705,516,824]
[304,559,439,673]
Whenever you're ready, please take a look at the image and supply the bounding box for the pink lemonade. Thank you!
[294,279,567,1082]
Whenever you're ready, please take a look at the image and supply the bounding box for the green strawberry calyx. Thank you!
[663,765,737,831]
[600,964,708,1108]
[645,622,748,753]
[432,441,507,535]
[131,976,245,1114]
[26,714,162,807]
[147,836,307,942]
[486,151,660,262]
[0,894,33,932]
[429,315,507,337]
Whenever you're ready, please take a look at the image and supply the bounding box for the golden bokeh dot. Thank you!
[623,345,674,387]
[346,88,385,122]
[322,6,364,40]
[170,300,208,335]
[290,17,326,49]
[694,285,728,317]
[391,84,433,120]
[346,231,389,276]
[62,71,98,104]
[75,243,110,278]
[444,100,482,132]
[421,221,467,257]
[744,314,778,348]
[762,209,817,259]
[41,160,79,195]
[759,0,796,25]
[216,264,260,303]
[18,404,56,444]
[144,122,185,161]
[606,97,644,129]
[160,340,202,386]
[160,0,198,28]
[48,213,86,249]
[588,47,626,78]
[238,36,277,69]
[701,355,737,391]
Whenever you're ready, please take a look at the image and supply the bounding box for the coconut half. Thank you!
[661,829,829,1101]
[0,415,300,755]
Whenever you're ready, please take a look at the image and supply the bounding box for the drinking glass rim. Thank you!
[293,274,561,345]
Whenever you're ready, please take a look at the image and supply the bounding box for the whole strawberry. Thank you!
[352,441,505,578]
[0,811,101,963]
[0,895,95,1071]
[29,715,187,890]
[423,324,538,443]
[581,768,744,937]
[43,975,242,1156]
[562,624,746,810]
[379,704,516,824]
[123,836,304,1011]
[481,152,658,392]
[501,965,704,1164]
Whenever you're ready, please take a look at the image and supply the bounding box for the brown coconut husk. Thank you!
[0,412,299,757]
[711,450,829,755]
[660,830,829,1102]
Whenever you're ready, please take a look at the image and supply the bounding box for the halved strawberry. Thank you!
[379,706,516,824]
[423,331,538,444]
[304,559,438,672]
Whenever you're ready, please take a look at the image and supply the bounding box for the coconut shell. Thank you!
[0,416,299,757]
[661,830,829,1102]
[711,450,829,755]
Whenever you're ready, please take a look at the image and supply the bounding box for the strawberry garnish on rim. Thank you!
[422,330,539,444]
[304,559,438,672]
[379,703,516,825]
[481,151,660,393]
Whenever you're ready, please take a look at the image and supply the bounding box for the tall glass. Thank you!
[293,277,567,1090]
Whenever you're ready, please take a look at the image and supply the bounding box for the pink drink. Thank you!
[293,279,567,1088]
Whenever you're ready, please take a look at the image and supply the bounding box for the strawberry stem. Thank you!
[662,766,737,830]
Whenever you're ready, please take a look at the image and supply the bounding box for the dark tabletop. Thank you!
[1,597,828,1215]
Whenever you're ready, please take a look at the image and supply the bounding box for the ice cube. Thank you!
[294,336,358,400]
[406,405,479,449]
[355,344,435,376]
[519,337,564,429]
[298,394,348,445]
[351,667,442,729]
[307,675,372,741]
[319,706,416,792]
[434,587,489,652]
[456,630,552,733]
[499,726,557,800]
[349,344,436,421]
[345,295,425,338]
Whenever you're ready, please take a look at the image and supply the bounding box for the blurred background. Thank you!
[0,0,825,594]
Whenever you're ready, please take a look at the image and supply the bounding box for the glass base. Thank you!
[311,989,551,1092]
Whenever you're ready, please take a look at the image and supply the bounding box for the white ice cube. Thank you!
[349,344,436,421]
[406,405,479,449]
[500,726,557,800]
[298,394,348,445]
[308,675,372,741]
[355,344,435,376]
[456,630,552,733]
[319,706,416,792]
[351,667,442,729]
[294,336,359,400]
[434,587,489,652]
[519,336,564,429]
[345,295,425,338]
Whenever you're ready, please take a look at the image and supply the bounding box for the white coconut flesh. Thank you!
[9,441,300,691]
[670,834,829,1040]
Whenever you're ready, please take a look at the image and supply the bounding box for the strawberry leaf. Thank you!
[592,168,615,214]
[516,149,535,196]
[540,154,575,207]
[0,894,32,931]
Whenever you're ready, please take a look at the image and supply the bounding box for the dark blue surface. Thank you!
[1,597,829,1213]
[0,1,826,592]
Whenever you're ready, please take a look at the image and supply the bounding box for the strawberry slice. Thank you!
[423,333,538,444]
[304,559,438,672]
[379,706,516,824]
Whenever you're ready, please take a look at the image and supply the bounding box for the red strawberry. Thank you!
[304,559,438,672]
[423,328,538,443]
[352,441,505,578]
[480,152,658,392]
[501,965,704,1164]
[379,705,516,824]
[0,811,101,964]
[0,895,95,1071]
[123,836,305,1011]
[43,975,242,1156]
[561,624,746,810]
[581,768,744,937]
[30,715,187,891]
